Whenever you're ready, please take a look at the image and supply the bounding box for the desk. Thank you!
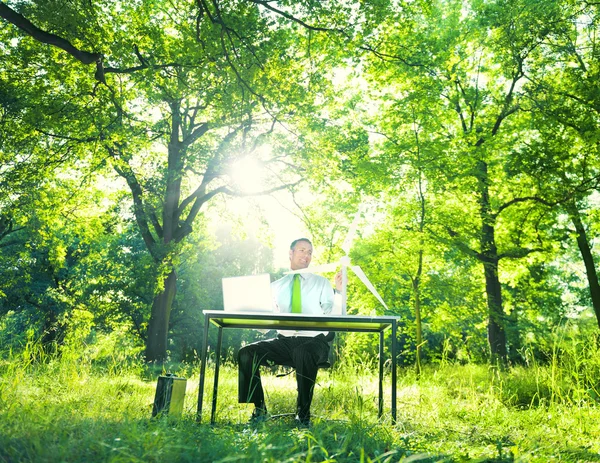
[196,310,399,424]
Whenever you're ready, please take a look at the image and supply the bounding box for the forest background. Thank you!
[2,0,599,366]
[2,0,600,461]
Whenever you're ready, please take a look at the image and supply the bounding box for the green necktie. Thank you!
[291,274,302,313]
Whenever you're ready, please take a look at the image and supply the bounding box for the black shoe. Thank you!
[294,414,311,428]
[249,407,268,424]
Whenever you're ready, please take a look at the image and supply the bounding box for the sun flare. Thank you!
[230,157,265,193]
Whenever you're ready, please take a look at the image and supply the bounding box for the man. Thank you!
[237,238,342,426]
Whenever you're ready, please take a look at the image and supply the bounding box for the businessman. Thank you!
[237,238,342,426]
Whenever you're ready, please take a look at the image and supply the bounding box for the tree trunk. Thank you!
[476,160,508,363]
[413,125,426,378]
[145,268,178,362]
[567,201,600,329]
[412,271,423,378]
[144,100,184,363]
[482,256,507,363]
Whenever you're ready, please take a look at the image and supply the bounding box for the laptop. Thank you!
[222,273,273,313]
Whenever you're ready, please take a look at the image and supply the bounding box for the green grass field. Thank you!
[1,343,600,462]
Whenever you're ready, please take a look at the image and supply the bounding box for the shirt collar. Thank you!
[288,271,309,280]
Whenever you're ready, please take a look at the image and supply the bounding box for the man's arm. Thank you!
[330,271,343,315]
[320,284,334,314]
[320,272,343,314]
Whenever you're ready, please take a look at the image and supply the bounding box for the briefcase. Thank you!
[152,374,187,417]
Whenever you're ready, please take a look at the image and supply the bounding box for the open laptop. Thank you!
[222,273,273,313]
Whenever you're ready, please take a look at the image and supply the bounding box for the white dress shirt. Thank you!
[271,272,341,337]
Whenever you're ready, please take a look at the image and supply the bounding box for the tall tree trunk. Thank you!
[412,266,423,378]
[144,100,184,362]
[412,119,425,377]
[145,268,178,362]
[476,160,508,363]
[482,256,507,362]
[567,201,600,329]
[412,187,425,377]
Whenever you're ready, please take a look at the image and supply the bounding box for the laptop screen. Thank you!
[222,274,273,313]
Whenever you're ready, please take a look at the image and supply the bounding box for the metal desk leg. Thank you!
[391,319,397,424]
[196,312,211,422]
[210,326,223,425]
[378,331,384,418]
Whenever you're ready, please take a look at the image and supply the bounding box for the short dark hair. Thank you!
[290,238,312,250]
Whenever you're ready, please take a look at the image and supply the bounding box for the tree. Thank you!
[1,0,384,361]
[332,0,568,363]
[519,0,600,328]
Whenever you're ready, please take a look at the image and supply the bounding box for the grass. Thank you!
[1,343,600,462]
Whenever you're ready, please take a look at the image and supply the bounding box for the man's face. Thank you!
[289,240,313,270]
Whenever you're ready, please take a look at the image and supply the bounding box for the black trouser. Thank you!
[238,334,331,420]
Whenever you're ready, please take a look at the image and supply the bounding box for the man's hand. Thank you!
[335,271,343,292]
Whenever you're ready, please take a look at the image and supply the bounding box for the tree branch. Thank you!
[491,65,524,137]
[496,195,558,215]
[177,177,303,243]
[103,61,186,75]
[498,247,544,260]
[0,2,105,80]
[107,146,161,259]
[181,122,210,149]
[250,0,426,68]
[0,2,101,64]
[0,213,25,245]
[431,226,481,260]
[249,0,334,33]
